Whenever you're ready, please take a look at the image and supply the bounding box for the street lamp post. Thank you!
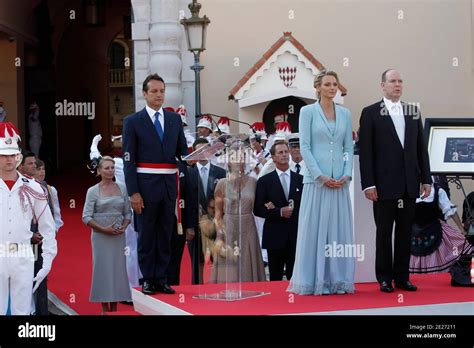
[191,52,204,117]
[180,0,210,120]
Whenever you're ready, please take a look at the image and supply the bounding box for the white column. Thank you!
[149,0,183,108]
[131,0,151,112]
[179,0,196,131]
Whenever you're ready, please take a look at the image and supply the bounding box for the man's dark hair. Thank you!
[270,140,288,156]
[142,74,165,92]
[381,69,395,82]
[21,150,36,165]
[192,137,209,150]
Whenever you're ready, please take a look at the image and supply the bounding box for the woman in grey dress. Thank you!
[287,70,355,295]
[82,156,132,313]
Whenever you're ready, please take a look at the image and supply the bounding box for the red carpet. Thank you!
[47,166,192,315]
[138,273,474,315]
[47,166,473,315]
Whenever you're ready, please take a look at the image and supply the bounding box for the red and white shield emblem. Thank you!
[278,66,297,87]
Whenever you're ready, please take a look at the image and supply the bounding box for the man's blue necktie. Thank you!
[154,111,164,141]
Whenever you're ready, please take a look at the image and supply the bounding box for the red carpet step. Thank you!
[132,273,474,315]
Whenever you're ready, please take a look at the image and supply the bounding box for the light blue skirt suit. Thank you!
[287,101,355,295]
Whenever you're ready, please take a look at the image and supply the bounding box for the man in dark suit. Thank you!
[254,140,303,281]
[122,74,188,295]
[359,69,431,293]
[188,137,226,284]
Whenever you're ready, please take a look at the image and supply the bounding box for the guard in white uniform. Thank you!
[0,122,57,315]
[197,115,213,139]
[248,122,270,179]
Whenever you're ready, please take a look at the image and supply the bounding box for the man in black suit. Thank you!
[254,140,303,281]
[188,138,226,284]
[122,74,188,295]
[359,69,431,293]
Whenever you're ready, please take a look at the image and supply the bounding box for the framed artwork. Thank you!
[424,118,474,175]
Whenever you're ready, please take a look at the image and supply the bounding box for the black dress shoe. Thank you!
[142,280,157,295]
[380,281,394,293]
[155,283,176,294]
[395,281,417,291]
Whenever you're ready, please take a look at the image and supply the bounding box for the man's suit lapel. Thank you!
[379,100,403,149]
[207,166,216,198]
[195,167,207,207]
[139,108,161,144]
[402,102,415,149]
[162,110,173,147]
[272,170,287,202]
[288,171,299,199]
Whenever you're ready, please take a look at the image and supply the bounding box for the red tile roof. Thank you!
[228,32,348,100]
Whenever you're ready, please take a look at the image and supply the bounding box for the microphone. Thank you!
[209,113,254,130]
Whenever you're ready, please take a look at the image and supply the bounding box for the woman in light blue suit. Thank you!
[287,70,355,295]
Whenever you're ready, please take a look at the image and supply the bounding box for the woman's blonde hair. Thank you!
[97,156,115,176]
[313,70,340,100]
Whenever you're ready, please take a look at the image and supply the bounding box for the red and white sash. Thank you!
[136,162,183,235]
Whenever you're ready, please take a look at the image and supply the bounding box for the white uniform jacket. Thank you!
[0,173,57,272]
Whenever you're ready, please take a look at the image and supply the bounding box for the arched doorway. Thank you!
[262,96,307,134]
[52,0,133,170]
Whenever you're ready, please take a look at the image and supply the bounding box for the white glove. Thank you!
[185,133,194,142]
[90,134,102,160]
[92,134,102,146]
[184,129,195,147]
[32,268,49,293]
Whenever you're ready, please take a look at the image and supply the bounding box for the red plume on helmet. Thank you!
[274,121,292,140]
[0,122,21,155]
[249,122,268,140]
[0,122,20,138]
[215,117,230,134]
